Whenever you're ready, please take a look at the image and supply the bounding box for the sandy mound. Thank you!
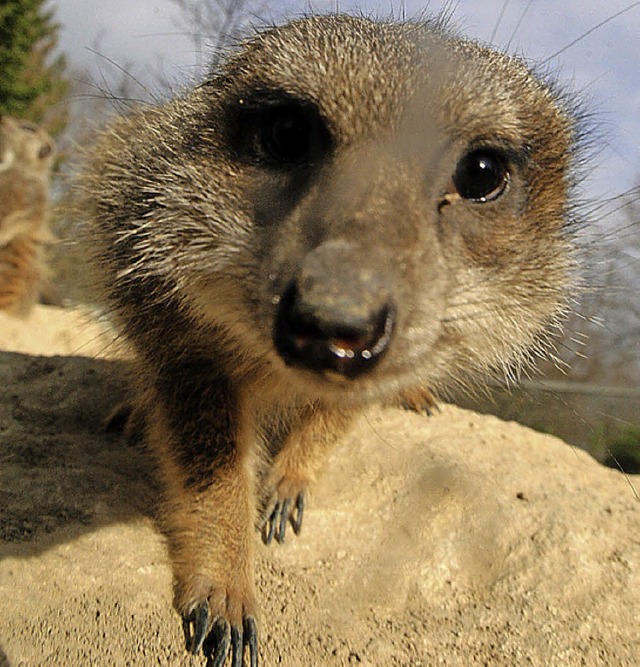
[0,305,123,359]
[0,307,638,666]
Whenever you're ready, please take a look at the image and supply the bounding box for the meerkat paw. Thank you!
[396,385,439,415]
[259,407,352,544]
[260,490,305,545]
[180,581,258,667]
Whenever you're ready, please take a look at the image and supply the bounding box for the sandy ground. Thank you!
[0,306,638,666]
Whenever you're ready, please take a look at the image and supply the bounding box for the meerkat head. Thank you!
[0,116,55,176]
[89,15,578,404]
[199,17,576,397]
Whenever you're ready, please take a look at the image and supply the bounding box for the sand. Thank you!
[0,306,638,666]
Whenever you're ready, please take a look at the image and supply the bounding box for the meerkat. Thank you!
[0,115,56,316]
[80,14,578,666]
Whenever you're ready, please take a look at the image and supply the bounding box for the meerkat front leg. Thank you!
[145,364,258,667]
[261,406,355,545]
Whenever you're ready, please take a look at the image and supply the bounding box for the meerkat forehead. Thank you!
[211,15,572,155]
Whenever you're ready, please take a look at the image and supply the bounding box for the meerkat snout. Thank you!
[273,240,397,378]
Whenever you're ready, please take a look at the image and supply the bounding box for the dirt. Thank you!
[0,306,638,666]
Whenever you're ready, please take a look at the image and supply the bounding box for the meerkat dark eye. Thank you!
[452,149,509,202]
[258,104,320,165]
[233,93,331,168]
[38,144,52,159]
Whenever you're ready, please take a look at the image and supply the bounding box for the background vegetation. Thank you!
[0,0,69,136]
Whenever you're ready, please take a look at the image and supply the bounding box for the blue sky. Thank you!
[53,0,640,200]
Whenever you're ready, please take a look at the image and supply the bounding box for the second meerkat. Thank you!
[0,116,56,315]
[81,14,578,666]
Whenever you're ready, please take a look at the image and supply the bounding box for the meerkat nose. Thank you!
[273,241,397,379]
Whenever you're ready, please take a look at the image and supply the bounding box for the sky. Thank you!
[51,0,640,201]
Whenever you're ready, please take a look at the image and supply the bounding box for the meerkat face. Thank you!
[0,116,55,176]
[18,119,55,170]
[183,17,575,400]
[92,16,576,404]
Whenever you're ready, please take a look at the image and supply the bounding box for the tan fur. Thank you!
[265,406,355,506]
[78,14,578,663]
[0,234,49,316]
[0,116,55,316]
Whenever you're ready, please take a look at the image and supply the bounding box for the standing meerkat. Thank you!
[80,14,578,666]
[0,115,56,316]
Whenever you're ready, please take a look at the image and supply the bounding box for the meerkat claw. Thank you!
[276,498,292,543]
[259,502,278,544]
[230,624,242,667]
[244,616,259,667]
[183,600,210,654]
[290,492,305,535]
[260,492,306,544]
[203,617,231,667]
[260,500,285,544]
[201,615,257,667]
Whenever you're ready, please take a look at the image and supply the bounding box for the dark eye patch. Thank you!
[230,91,333,169]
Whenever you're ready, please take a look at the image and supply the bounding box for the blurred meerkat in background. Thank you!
[0,115,56,316]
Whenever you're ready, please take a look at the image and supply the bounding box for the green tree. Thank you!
[0,0,69,137]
